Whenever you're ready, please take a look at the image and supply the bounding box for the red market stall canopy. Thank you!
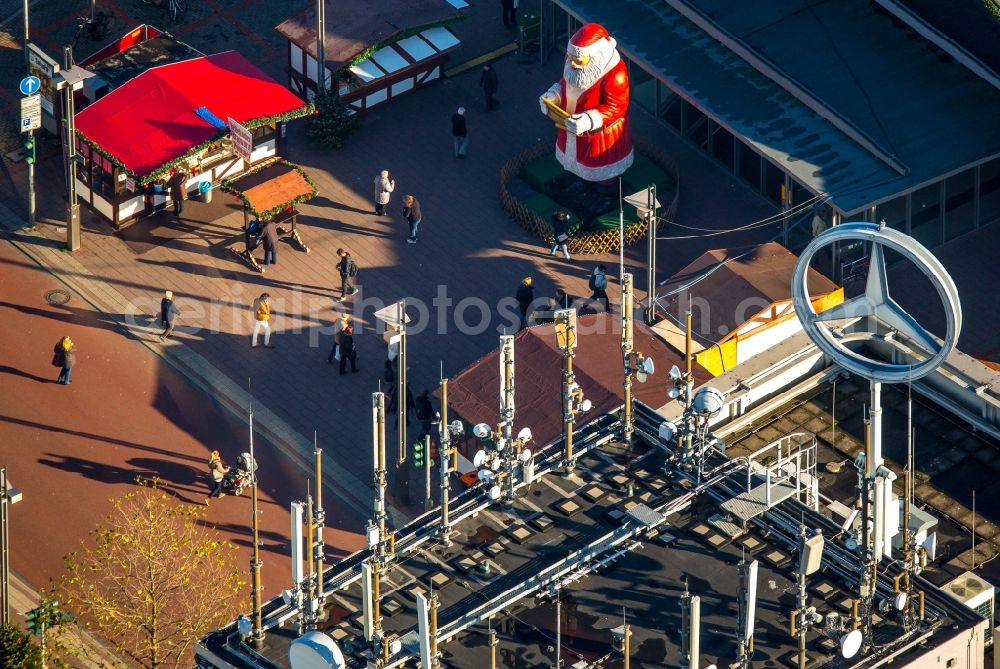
[221,159,317,220]
[75,51,311,182]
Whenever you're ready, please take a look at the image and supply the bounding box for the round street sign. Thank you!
[20,76,41,96]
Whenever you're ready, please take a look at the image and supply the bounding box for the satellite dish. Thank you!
[517,427,533,443]
[668,387,681,400]
[473,450,487,467]
[580,399,592,412]
[390,639,402,655]
[894,592,907,611]
[636,370,648,384]
[478,469,495,483]
[839,629,863,659]
[489,455,501,471]
[658,421,677,441]
[669,364,682,381]
[639,357,655,375]
[692,387,726,417]
[473,423,491,439]
[520,448,532,462]
[289,631,346,669]
[489,485,501,500]
[450,420,465,435]
[845,537,859,551]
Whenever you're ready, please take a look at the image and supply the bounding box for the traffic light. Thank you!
[26,606,41,636]
[24,136,35,165]
[412,439,425,469]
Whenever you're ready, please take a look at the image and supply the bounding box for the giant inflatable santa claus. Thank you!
[539,22,633,182]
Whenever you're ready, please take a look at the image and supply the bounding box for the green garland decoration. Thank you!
[219,159,319,221]
[337,17,465,74]
[74,103,315,186]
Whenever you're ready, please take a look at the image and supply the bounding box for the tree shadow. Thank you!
[0,364,59,384]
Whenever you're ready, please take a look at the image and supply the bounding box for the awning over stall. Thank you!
[221,159,317,220]
[75,51,310,180]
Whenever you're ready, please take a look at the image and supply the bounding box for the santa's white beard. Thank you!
[564,39,614,92]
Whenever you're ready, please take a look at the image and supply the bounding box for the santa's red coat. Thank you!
[555,57,634,182]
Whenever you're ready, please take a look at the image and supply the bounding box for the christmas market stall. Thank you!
[276,0,462,111]
[221,158,318,273]
[73,50,312,228]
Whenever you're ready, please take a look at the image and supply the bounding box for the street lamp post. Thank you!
[53,51,92,252]
[1,467,24,627]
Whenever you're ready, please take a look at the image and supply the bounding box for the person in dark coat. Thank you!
[480,64,499,111]
[515,276,534,330]
[402,195,423,243]
[160,290,179,341]
[336,248,359,300]
[588,264,611,312]
[167,170,186,215]
[451,107,468,158]
[414,389,436,441]
[500,0,518,28]
[549,210,572,260]
[338,324,359,375]
[52,335,77,385]
[261,219,279,265]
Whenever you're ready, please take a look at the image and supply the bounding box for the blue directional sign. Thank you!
[20,76,41,96]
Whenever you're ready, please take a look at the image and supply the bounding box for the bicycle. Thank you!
[140,0,188,22]
[73,11,116,47]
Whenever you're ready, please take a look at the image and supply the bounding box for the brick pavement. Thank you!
[0,1,779,512]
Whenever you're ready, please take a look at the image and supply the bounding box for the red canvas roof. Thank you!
[75,51,307,178]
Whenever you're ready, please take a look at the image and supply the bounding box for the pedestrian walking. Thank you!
[168,170,186,215]
[480,64,499,111]
[588,264,611,312]
[159,290,179,341]
[204,450,230,504]
[51,335,77,385]
[261,219,278,266]
[451,107,468,158]
[402,195,423,243]
[515,276,534,330]
[374,170,395,216]
[251,293,274,348]
[549,210,572,260]
[500,0,518,28]
[414,389,436,441]
[327,313,351,363]
[336,248,359,300]
[338,323,359,375]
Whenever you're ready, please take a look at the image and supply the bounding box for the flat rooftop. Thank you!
[197,401,984,669]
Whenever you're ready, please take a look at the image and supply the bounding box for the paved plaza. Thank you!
[0,0,780,522]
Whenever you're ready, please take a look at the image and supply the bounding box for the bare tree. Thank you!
[56,482,246,668]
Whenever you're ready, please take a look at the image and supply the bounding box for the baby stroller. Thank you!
[221,452,258,496]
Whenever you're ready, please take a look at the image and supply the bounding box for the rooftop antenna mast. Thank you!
[499,335,518,501]
[304,482,317,631]
[555,308,587,468]
[555,590,562,669]
[737,558,759,669]
[621,273,635,444]
[680,578,700,669]
[365,392,389,658]
[438,366,454,545]
[394,299,409,505]
[247,380,264,650]
[313,434,325,605]
[859,414,877,651]
[488,618,498,669]
[791,527,825,669]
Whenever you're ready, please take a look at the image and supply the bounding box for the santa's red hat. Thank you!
[567,23,616,58]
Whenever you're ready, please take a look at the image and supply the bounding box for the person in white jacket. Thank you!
[374,170,395,216]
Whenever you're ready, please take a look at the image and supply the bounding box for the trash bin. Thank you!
[199,180,213,203]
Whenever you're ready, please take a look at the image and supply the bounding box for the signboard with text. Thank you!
[27,43,60,116]
[227,117,253,162]
[20,94,41,132]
